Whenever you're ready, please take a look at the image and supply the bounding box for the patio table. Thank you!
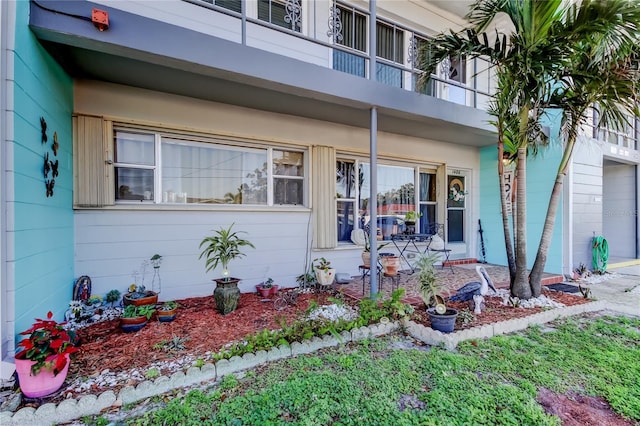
[390,233,433,273]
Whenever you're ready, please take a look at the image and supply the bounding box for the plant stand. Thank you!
[214,278,241,315]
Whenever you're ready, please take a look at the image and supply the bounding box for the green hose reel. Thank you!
[592,236,609,274]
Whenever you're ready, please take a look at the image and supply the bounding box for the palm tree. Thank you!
[419,0,640,298]
[530,2,640,287]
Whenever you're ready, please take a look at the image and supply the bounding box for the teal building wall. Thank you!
[479,110,564,274]
[11,0,74,341]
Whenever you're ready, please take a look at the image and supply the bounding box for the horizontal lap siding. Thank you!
[75,210,313,301]
[572,141,604,267]
[11,0,74,344]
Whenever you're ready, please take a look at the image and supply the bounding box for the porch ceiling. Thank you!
[30,0,497,148]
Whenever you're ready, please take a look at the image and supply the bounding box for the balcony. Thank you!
[184,0,495,111]
[30,0,497,146]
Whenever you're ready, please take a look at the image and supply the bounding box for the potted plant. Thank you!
[199,223,255,314]
[380,253,400,275]
[123,255,163,306]
[15,311,79,398]
[256,278,279,298]
[87,294,102,308]
[416,252,458,333]
[404,211,421,234]
[157,301,179,322]
[361,231,389,267]
[123,284,159,307]
[296,269,316,290]
[120,304,155,332]
[313,257,335,286]
[105,289,121,307]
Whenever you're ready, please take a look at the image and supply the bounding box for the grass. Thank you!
[123,315,639,425]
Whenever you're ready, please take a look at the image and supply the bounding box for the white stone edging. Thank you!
[404,300,606,350]
[1,302,608,425]
[0,321,400,425]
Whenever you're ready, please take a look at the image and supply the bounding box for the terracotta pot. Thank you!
[15,354,70,398]
[123,291,158,307]
[381,255,400,275]
[361,251,371,267]
[120,315,148,332]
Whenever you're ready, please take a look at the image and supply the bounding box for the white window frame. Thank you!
[336,156,439,244]
[113,127,308,207]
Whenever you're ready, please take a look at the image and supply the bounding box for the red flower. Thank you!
[15,311,79,376]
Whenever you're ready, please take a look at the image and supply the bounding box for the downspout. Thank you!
[241,0,246,45]
[368,0,378,297]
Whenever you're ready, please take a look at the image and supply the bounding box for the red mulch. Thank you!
[71,289,589,378]
[56,289,622,426]
[71,292,335,378]
[411,289,591,330]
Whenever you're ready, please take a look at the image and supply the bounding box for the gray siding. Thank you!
[74,210,322,301]
[603,163,637,259]
[571,142,603,268]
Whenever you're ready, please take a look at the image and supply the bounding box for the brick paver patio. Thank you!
[339,263,564,305]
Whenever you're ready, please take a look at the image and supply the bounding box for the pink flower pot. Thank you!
[15,354,70,398]
[269,285,280,296]
[256,286,271,298]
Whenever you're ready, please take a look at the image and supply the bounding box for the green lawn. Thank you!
[125,315,639,425]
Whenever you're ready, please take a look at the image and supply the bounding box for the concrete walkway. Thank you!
[580,268,640,317]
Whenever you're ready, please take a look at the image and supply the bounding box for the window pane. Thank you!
[447,175,466,208]
[448,209,464,242]
[376,22,402,63]
[448,55,466,83]
[336,6,366,51]
[419,204,436,234]
[116,168,154,201]
[366,164,414,239]
[274,178,303,205]
[258,0,300,32]
[115,132,154,165]
[162,140,267,204]
[337,200,355,242]
[336,161,356,198]
[273,150,303,176]
[215,0,241,12]
[420,172,436,201]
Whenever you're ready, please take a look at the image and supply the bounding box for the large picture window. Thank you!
[336,159,438,242]
[114,129,306,206]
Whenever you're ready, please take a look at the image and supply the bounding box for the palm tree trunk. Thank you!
[512,146,531,299]
[497,127,516,286]
[530,129,578,294]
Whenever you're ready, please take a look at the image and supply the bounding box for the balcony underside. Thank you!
[30,0,496,147]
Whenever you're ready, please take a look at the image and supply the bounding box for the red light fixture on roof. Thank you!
[91,8,109,31]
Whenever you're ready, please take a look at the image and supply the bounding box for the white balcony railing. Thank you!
[184,0,496,111]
